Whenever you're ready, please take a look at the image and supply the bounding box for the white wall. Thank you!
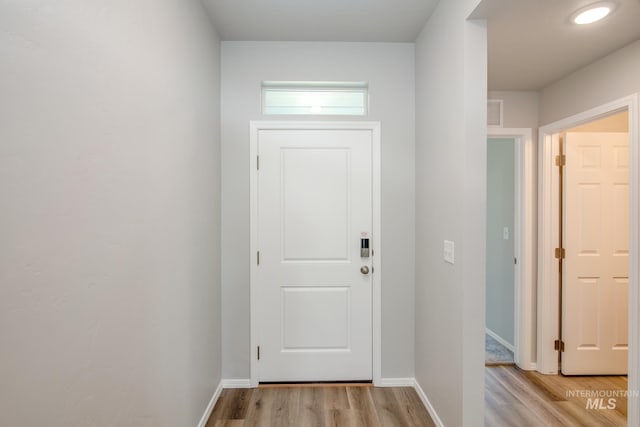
[540,39,640,125]
[414,0,486,425]
[220,42,416,379]
[487,90,539,363]
[0,2,222,426]
[488,91,539,130]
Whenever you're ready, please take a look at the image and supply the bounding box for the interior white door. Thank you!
[256,128,373,382]
[562,132,629,375]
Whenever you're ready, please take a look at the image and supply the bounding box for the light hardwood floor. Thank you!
[205,384,437,427]
[206,368,627,426]
[486,365,627,426]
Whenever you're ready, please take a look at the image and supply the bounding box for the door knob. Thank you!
[360,265,370,275]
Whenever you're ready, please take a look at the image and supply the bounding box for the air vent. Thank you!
[487,99,503,127]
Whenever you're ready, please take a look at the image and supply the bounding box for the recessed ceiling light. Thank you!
[572,2,615,25]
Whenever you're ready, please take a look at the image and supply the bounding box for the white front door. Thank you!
[562,132,629,375]
[255,127,373,382]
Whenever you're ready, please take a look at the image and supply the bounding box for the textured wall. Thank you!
[540,40,640,125]
[414,0,486,425]
[220,41,416,380]
[0,1,222,425]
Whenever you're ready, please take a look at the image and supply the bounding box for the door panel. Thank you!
[281,149,350,261]
[281,286,350,349]
[562,132,629,375]
[257,128,372,382]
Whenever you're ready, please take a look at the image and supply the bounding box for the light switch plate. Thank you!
[444,240,455,264]
[503,227,509,240]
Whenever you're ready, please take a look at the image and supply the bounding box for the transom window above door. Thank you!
[261,81,368,116]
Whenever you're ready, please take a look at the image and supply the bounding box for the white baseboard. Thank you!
[412,379,444,427]
[376,377,415,387]
[222,379,252,388]
[486,328,515,352]
[197,380,223,427]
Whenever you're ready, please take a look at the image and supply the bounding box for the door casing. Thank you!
[486,128,536,371]
[249,121,382,387]
[538,94,639,426]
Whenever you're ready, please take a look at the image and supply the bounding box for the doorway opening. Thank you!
[560,111,629,376]
[485,128,536,370]
[486,137,516,365]
[538,94,639,426]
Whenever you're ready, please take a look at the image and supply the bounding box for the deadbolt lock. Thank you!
[360,265,370,275]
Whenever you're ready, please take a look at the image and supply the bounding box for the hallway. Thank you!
[205,385,436,427]
[3,0,640,425]
[486,366,627,426]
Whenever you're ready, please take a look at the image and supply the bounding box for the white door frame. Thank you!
[537,94,639,426]
[249,121,382,387]
[487,128,536,370]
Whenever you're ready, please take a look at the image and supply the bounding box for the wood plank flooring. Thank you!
[206,384,436,427]
[486,365,627,426]
[207,368,627,426]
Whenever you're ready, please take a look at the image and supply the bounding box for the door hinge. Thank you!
[257,345,260,360]
[257,155,259,170]
[514,257,517,265]
[257,251,260,266]
[554,248,565,259]
[555,154,566,167]
[554,339,565,352]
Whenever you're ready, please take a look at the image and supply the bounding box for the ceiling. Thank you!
[471,0,640,90]
[203,0,440,42]
[203,0,640,91]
